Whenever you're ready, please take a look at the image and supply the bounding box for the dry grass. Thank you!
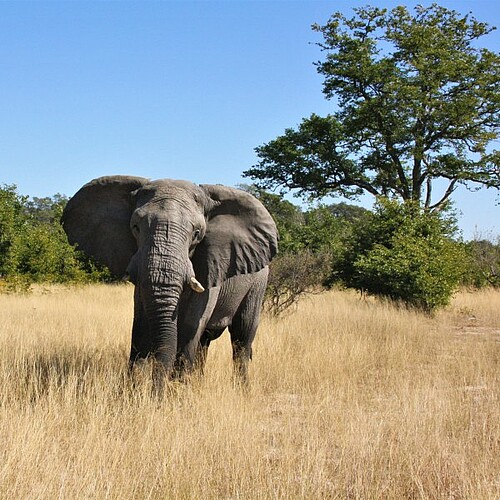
[0,284,498,499]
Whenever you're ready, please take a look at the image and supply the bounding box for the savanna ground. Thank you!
[0,284,498,499]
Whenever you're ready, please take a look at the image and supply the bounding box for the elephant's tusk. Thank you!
[189,276,205,293]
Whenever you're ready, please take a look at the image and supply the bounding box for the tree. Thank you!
[24,194,68,225]
[244,4,500,209]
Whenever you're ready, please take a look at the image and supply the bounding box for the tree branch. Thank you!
[424,176,432,209]
[429,178,458,210]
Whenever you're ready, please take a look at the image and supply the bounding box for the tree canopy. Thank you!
[244,4,500,209]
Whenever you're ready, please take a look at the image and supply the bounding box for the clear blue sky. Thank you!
[1,1,498,240]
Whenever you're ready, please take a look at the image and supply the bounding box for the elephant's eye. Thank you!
[192,229,201,241]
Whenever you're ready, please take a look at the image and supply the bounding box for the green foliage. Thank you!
[24,194,68,224]
[15,222,107,283]
[0,185,110,289]
[3,182,493,314]
[461,238,500,288]
[247,114,369,200]
[240,184,370,258]
[337,199,467,312]
[244,4,500,209]
[241,185,377,313]
[245,185,495,313]
[0,185,27,277]
[354,233,466,312]
[298,206,343,253]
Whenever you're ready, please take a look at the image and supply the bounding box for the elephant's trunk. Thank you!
[145,285,181,376]
[140,221,191,378]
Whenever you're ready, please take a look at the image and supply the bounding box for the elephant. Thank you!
[62,176,278,387]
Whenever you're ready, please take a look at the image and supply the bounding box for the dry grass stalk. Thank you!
[0,284,498,498]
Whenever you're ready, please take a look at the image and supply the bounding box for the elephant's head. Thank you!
[62,176,278,374]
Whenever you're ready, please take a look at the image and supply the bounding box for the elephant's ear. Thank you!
[62,175,148,278]
[192,184,278,288]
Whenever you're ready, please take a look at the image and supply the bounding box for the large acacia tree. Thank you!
[244,4,500,209]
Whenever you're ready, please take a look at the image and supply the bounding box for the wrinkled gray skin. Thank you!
[62,176,278,387]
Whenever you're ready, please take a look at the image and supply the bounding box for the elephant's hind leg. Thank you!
[229,284,266,386]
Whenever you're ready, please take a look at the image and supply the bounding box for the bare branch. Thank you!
[425,177,432,209]
[429,179,458,210]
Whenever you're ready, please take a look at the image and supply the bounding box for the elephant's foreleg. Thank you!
[194,333,211,375]
[173,331,199,379]
[129,315,152,367]
[129,289,153,369]
[194,328,225,374]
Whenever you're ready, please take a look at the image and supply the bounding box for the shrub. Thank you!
[0,185,110,288]
[461,238,500,288]
[15,222,110,283]
[266,250,332,316]
[354,232,466,312]
[0,185,27,277]
[337,199,466,313]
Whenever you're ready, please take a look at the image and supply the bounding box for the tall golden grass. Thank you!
[0,284,498,498]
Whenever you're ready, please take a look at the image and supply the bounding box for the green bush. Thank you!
[337,199,466,312]
[0,185,110,288]
[354,232,466,312]
[0,186,25,275]
[15,222,108,283]
[461,238,500,288]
